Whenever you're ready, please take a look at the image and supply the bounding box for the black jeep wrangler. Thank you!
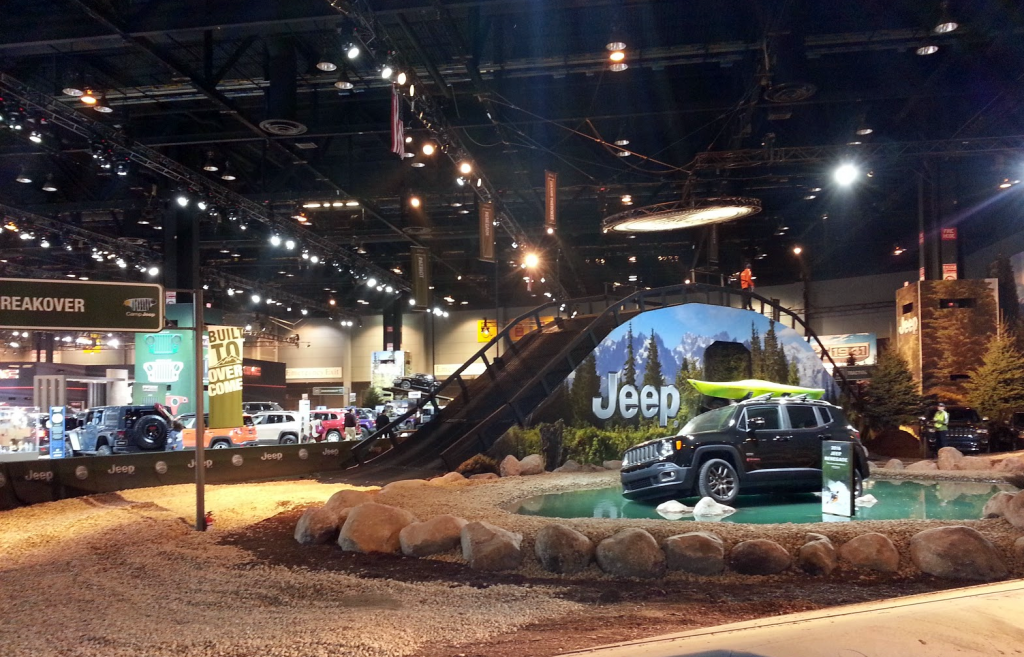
[620,396,869,504]
[73,405,171,455]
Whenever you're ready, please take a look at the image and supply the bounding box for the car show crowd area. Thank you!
[2,451,1024,657]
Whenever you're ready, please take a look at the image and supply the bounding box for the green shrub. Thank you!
[489,425,542,460]
[563,424,672,464]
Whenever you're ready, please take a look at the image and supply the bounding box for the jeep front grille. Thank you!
[625,443,659,466]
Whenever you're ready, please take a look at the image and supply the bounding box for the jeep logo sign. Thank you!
[24,470,54,482]
[261,452,284,461]
[323,448,340,457]
[107,464,136,475]
[187,459,213,469]
[0,471,7,487]
[593,372,681,427]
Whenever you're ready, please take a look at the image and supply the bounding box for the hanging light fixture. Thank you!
[15,168,32,184]
[41,174,58,192]
[381,63,394,80]
[345,43,360,59]
[80,88,98,105]
[396,71,408,85]
[334,68,354,90]
[316,53,337,72]
[61,75,85,97]
[916,44,939,56]
[934,1,959,33]
[220,163,236,181]
[422,142,436,156]
[93,93,113,113]
[202,152,219,172]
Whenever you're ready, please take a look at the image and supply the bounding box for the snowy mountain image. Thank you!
[576,303,836,396]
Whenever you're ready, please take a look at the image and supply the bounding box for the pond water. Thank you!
[512,479,1014,524]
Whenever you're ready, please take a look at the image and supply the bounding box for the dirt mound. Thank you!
[865,428,923,459]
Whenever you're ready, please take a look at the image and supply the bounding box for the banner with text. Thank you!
[544,171,558,232]
[207,325,244,429]
[479,202,495,262]
[411,246,430,310]
[0,277,163,332]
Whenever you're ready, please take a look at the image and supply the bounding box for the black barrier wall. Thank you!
[0,442,355,509]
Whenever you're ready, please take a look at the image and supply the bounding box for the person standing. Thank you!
[344,407,358,441]
[376,410,393,443]
[740,263,754,310]
[933,403,949,452]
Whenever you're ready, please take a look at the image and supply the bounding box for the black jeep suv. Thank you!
[73,405,171,455]
[620,397,869,504]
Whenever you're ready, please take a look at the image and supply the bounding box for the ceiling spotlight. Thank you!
[409,196,422,209]
[893,245,906,255]
[456,176,466,186]
[284,239,296,250]
[409,298,416,306]
[310,255,320,264]
[62,79,85,97]
[28,129,42,144]
[916,44,939,56]
[999,179,1014,189]
[316,55,337,72]
[615,149,631,157]
[301,308,308,315]
[524,252,540,268]
[792,246,803,255]
[602,197,762,233]
[609,62,629,72]
[345,43,360,59]
[270,234,282,247]
[458,161,473,175]
[411,161,426,168]
[345,200,360,207]
[546,226,555,235]
[385,285,393,293]
[93,94,113,113]
[422,142,436,156]
[366,277,377,287]
[856,126,874,136]
[80,89,98,105]
[40,238,51,248]
[251,293,261,303]
[833,163,860,186]
[381,64,393,80]
[115,160,129,176]
[147,266,160,276]
[396,71,408,85]
[196,200,208,211]
[614,139,630,146]
[606,39,627,51]
[609,50,626,62]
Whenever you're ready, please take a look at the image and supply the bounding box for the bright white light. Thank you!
[107,338,120,348]
[422,143,435,156]
[916,44,939,56]
[347,44,360,59]
[793,246,803,255]
[270,234,282,246]
[301,309,308,315]
[227,288,235,296]
[285,239,296,250]
[197,200,208,211]
[833,163,859,186]
[524,253,540,268]
[458,161,472,175]
[251,293,261,303]
[176,194,189,207]
[934,21,958,34]
[366,278,377,287]
[9,342,19,349]
[385,285,393,293]
[147,266,159,277]
[381,65,393,79]
[310,255,320,264]
[396,71,407,85]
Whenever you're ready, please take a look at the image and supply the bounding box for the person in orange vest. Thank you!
[740,263,754,310]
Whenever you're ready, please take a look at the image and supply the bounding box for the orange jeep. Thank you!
[178,413,257,449]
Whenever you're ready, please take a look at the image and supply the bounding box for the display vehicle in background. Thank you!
[311,408,374,441]
[391,373,440,392]
[250,410,303,445]
[920,405,990,454]
[68,405,173,455]
[177,413,257,449]
[620,394,869,504]
[242,401,283,414]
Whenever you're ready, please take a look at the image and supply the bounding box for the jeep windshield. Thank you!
[949,408,981,423]
[678,406,735,435]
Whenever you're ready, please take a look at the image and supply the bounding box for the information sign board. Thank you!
[48,406,66,459]
[822,441,855,517]
[0,278,163,332]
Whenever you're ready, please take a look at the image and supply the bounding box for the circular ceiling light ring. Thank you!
[601,197,762,233]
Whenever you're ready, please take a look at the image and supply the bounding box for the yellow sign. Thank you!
[510,316,555,342]
[477,319,499,343]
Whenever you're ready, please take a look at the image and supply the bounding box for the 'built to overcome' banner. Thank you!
[207,325,244,429]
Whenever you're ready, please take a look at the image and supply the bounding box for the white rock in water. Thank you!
[656,500,694,515]
[692,497,736,517]
[855,494,878,507]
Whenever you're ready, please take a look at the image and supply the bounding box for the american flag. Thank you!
[390,86,406,157]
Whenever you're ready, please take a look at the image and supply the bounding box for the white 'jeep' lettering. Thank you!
[592,372,681,427]
[23,470,54,482]
[107,464,136,475]
[261,452,284,461]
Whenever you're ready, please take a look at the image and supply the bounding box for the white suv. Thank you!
[250,411,303,445]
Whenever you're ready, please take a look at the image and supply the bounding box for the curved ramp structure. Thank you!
[343,283,852,481]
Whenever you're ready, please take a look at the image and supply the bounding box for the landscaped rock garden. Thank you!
[295,452,1024,584]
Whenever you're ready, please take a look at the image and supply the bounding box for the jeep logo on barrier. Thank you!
[261,452,284,461]
[107,464,135,475]
[187,459,213,469]
[298,448,308,460]
[0,472,7,487]
[231,454,244,466]
[75,466,88,480]
[323,448,340,456]
[24,470,54,482]
[592,372,681,427]
[154,461,168,475]
[898,315,918,335]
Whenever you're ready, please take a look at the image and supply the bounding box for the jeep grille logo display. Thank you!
[75,466,89,480]
[231,454,244,466]
[592,372,681,427]
[298,448,309,460]
[123,297,156,313]
[154,461,168,475]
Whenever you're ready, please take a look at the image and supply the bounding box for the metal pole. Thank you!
[193,289,206,531]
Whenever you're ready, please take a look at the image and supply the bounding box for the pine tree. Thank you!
[773,341,790,384]
[788,359,801,386]
[641,330,664,389]
[622,323,637,387]
[763,320,779,381]
[363,386,384,408]
[673,357,702,429]
[569,353,601,426]
[749,323,764,379]
[862,351,922,431]
[964,325,1024,422]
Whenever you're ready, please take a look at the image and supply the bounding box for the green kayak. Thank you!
[687,378,825,400]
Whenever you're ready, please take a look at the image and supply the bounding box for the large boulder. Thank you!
[662,531,725,576]
[956,456,992,471]
[553,459,582,473]
[730,539,791,575]
[337,503,417,554]
[380,479,430,495]
[534,523,594,574]
[400,514,468,557]
[910,526,1007,581]
[603,460,623,471]
[839,533,899,573]
[460,521,524,571]
[596,528,666,578]
[1014,537,1024,560]
[906,460,938,472]
[937,447,964,471]
[997,457,1024,474]
[294,506,343,545]
[324,489,373,514]
[499,455,522,477]
[693,497,736,517]
[1002,491,1024,530]
[982,492,1015,518]
[798,533,837,576]
[470,472,500,480]
[519,454,545,475]
[431,471,468,485]
[884,458,904,470]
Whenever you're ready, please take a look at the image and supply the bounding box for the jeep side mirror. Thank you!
[76,419,85,428]
[748,416,766,431]
[982,417,989,422]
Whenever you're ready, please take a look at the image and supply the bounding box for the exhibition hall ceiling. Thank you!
[1,0,1023,318]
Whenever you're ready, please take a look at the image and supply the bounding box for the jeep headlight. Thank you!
[658,439,674,457]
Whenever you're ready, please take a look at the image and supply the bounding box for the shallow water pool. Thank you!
[512,479,1014,524]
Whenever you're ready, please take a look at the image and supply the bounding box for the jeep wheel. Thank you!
[133,415,169,451]
[360,426,370,439]
[854,470,864,499]
[326,430,341,442]
[211,440,231,449]
[400,380,412,390]
[279,434,298,445]
[697,458,739,504]
[96,444,112,456]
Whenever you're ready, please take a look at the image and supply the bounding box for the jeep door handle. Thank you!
[817,434,832,440]
[772,435,791,442]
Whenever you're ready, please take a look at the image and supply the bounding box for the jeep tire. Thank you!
[96,443,112,456]
[132,415,169,451]
[211,440,231,449]
[326,430,341,442]
[279,434,298,445]
[697,458,740,504]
